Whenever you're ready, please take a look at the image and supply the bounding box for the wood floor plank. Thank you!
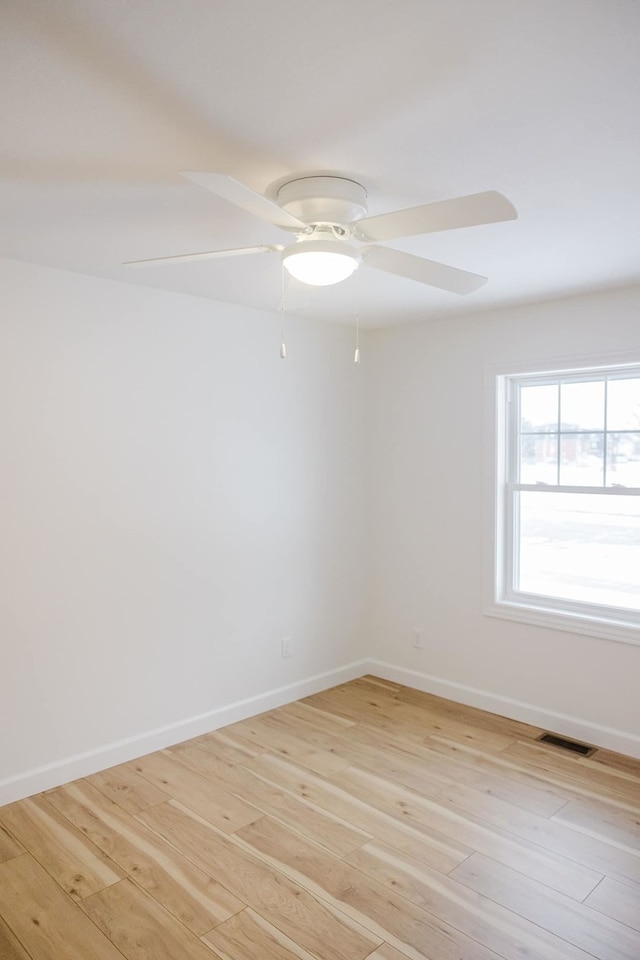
[426,733,579,802]
[359,675,403,692]
[321,760,603,900]
[46,778,245,935]
[278,699,357,735]
[223,716,349,776]
[0,915,32,960]
[235,814,509,960]
[131,750,262,832]
[589,749,640,782]
[137,800,380,960]
[584,877,640,933]
[503,741,640,810]
[332,746,563,832]
[552,796,640,852]
[88,762,171,815]
[429,735,634,814]
[451,853,640,960]
[202,907,315,960]
[245,753,473,876]
[346,840,598,960]
[0,822,24,863]
[365,945,415,960]
[167,742,372,857]
[164,740,233,777]
[0,853,124,960]
[0,794,123,899]
[254,710,344,752]
[81,877,218,960]
[301,685,412,727]
[305,683,517,753]
[332,722,568,817]
[390,682,544,742]
[334,764,640,891]
[180,729,263,766]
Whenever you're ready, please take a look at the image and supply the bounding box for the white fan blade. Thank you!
[123,244,283,267]
[356,191,517,243]
[363,245,487,295]
[181,172,307,231]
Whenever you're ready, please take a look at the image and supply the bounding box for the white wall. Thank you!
[3,262,640,805]
[363,284,640,757]
[0,258,366,801]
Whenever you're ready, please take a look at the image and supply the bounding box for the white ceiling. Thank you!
[2,0,639,327]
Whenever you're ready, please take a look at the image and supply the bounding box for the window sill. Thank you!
[485,598,640,647]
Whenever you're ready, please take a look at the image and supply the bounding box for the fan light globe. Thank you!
[282,239,359,286]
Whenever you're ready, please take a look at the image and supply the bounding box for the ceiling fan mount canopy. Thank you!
[277,176,368,229]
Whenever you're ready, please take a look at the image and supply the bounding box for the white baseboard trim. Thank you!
[0,660,367,806]
[366,660,640,760]
[4,657,639,806]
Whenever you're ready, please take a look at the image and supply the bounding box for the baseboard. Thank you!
[0,659,368,806]
[5,657,638,806]
[366,659,640,760]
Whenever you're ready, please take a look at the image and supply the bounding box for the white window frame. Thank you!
[485,352,640,646]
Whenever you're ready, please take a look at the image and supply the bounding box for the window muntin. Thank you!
[501,367,640,631]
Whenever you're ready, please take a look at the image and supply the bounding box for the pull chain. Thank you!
[354,268,361,364]
[280,264,287,359]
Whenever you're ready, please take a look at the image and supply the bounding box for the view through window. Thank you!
[502,366,640,627]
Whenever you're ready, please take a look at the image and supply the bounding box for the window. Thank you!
[491,362,640,642]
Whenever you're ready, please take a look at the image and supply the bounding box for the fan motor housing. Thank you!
[278,176,367,226]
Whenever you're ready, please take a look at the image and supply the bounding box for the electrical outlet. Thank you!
[412,627,424,649]
[281,636,293,658]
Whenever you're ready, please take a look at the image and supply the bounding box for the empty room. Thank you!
[1,2,639,959]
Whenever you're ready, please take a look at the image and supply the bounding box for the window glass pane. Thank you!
[607,378,640,431]
[558,434,604,486]
[519,435,557,484]
[517,492,640,611]
[520,384,558,433]
[560,380,604,431]
[607,432,640,488]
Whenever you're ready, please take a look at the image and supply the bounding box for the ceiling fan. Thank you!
[124,173,517,295]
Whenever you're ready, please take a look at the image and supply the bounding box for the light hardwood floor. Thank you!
[1,675,639,960]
